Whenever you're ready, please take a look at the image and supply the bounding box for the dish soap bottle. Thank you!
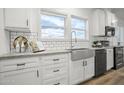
[16,41,20,53]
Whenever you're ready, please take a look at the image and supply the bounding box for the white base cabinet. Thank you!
[0,57,40,85]
[70,57,95,84]
[0,53,69,85]
[0,68,40,85]
[0,52,95,85]
[39,53,69,85]
[107,49,114,70]
[84,57,95,81]
[70,60,84,84]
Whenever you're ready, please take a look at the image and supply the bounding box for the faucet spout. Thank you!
[71,31,77,49]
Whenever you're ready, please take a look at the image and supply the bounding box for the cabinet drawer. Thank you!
[40,54,68,65]
[42,63,68,80]
[0,67,40,85]
[43,76,68,85]
[0,57,39,72]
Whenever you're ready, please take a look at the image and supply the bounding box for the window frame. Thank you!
[71,15,89,41]
[40,11,67,40]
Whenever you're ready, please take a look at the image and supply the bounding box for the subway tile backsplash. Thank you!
[10,32,89,53]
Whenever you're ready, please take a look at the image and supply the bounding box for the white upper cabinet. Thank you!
[0,9,4,27]
[99,10,106,35]
[105,10,117,27]
[4,8,41,32]
[5,8,30,29]
[92,9,106,36]
[105,10,112,26]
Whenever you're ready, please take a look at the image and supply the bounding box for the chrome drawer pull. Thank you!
[37,70,39,77]
[53,59,60,61]
[17,63,25,66]
[54,83,60,85]
[53,69,60,72]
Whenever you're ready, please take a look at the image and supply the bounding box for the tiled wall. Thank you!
[10,32,89,53]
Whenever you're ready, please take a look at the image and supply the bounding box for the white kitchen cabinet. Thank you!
[70,60,84,84]
[84,57,95,80]
[0,57,40,85]
[106,48,114,70]
[0,68,40,85]
[4,8,30,29]
[70,57,95,84]
[105,10,117,27]
[0,9,4,27]
[92,9,106,36]
[39,53,69,85]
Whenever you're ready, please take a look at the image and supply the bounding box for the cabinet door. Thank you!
[70,60,84,84]
[0,9,4,27]
[92,9,105,35]
[99,10,105,35]
[111,13,117,27]
[84,57,95,80]
[106,11,112,26]
[107,49,114,70]
[92,9,100,35]
[5,8,30,28]
[0,68,40,85]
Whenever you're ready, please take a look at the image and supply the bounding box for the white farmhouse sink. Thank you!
[69,48,95,61]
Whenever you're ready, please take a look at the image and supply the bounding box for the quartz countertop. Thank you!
[0,46,116,59]
[0,50,71,59]
[90,46,114,50]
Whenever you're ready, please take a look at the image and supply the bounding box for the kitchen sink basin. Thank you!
[69,48,95,61]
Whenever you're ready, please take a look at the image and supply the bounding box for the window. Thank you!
[71,16,88,40]
[41,13,65,39]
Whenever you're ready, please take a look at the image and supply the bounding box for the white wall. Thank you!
[0,9,10,55]
[41,8,95,48]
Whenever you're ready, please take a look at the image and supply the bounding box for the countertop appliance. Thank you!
[92,40,109,48]
[113,46,124,69]
[95,49,107,77]
[105,26,115,36]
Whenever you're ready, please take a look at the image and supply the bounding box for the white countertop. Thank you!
[0,46,116,59]
[0,50,70,59]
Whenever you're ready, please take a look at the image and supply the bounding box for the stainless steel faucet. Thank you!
[71,31,77,49]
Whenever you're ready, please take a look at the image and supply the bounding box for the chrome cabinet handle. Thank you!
[53,69,60,72]
[83,61,87,66]
[85,61,87,66]
[17,63,25,66]
[53,59,60,61]
[82,61,84,66]
[54,83,60,85]
[37,70,39,77]
[26,19,28,26]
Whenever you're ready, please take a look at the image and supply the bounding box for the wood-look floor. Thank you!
[81,67,124,85]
